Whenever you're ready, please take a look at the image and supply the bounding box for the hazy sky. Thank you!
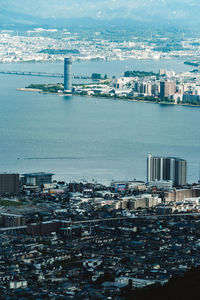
[1,0,200,21]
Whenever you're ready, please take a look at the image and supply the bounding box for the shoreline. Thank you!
[17,87,200,108]
[0,57,189,64]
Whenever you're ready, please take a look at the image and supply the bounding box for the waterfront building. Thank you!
[64,57,72,92]
[147,154,187,186]
[160,80,176,98]
[21,172,54,186]
[182,93,200,104]
[0,173,20,195]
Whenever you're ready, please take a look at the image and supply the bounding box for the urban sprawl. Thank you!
[73,68,200,105]
[24,60,200,106]
[2,28,200,299]
[0,155,200,298]
[1,28,200,63]
[24,57,200,106]
[2,28,200,105]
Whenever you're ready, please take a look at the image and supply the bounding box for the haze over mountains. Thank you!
[0,0,200,28]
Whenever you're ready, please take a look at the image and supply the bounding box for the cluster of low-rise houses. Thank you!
[1,28,200,64]
[0,29,161,63]
[0,172,200,298]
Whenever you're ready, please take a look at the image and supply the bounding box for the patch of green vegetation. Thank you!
[27,84,46,89]
[91,73,108,80]
[0,199,23,207]
[80,91,88,96]
[91,73,102,80]
[184,61,199,67]
[27,83,64,93]
[39,49,80,55]
[124,70,157,77]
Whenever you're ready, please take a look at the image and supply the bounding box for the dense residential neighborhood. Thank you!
[1,28,200,63]
[0,172,200,298]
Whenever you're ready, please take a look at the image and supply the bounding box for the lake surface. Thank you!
[0,58,194,77]
[0,60,199,183]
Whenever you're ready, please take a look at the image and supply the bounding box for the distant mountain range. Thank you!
[0,0,200,29]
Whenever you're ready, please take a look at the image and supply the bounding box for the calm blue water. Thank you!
[0,60,199,183]
[0,59,194,77]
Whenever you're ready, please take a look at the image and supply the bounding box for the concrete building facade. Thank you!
[21,172,54,187]
[64,57,72,92]
[147,154,187,187]
[0,174,20,195]
[160,81,176,98]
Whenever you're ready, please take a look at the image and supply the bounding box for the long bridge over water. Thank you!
[0,70,91,79]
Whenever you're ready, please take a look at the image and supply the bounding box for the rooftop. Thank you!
[22,172,54,177]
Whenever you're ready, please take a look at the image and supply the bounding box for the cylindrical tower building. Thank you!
[64,58,72,92]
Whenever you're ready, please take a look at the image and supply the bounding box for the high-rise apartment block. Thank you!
[0,174,20,195]
[64,57,72,92]
[160,81,176,98]
[147,154,187,186]
[0,213,25,228]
